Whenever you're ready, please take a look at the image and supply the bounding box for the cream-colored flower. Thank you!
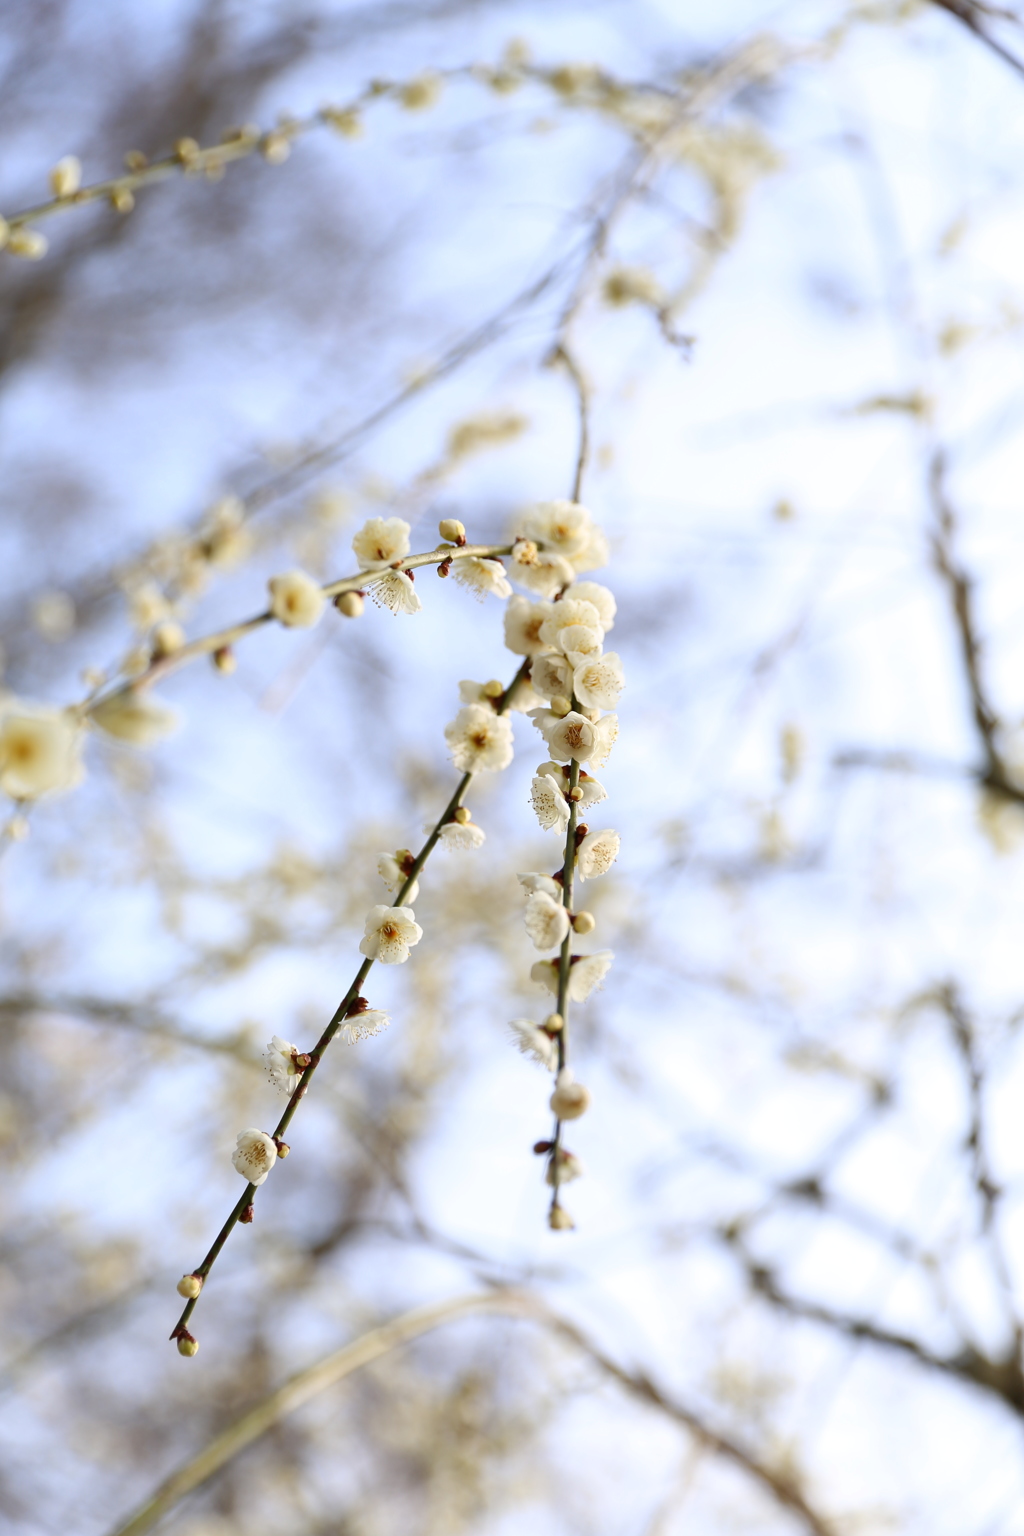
[524,890,570,950]
[531,950,613,1001]
[521,500,593,560]
[588,713,619,769]
[539,598,603,652]
[339,1007,390,1043]
[126,580,171,632]
[370,569,421,615]
[517,871,562,900]
[352,516,411,569]
[530,773,570,833]
[377,852,419,903]
[550,1068,591,1119]
[268,569,325,628]
[438,819,486,850]
[232,1128,277,1186]
[504,595,555,656]
[559,625,604,669]
[452,556,512,600]
[89,689,179,746]
[511,549,576,598]
[570,525,609,574]
[508,1019,557,1069]
[545,711,597,764]
[577,828,620,881]
[444,704,514,772]
[564,581,616,631]
[531,654,573,700]
[537,761,607,809]
[546,1147,585,1184]
[266,1035,304,1096]
[573,652,624,711]
[0,707,82,799]
[359,904,423,964]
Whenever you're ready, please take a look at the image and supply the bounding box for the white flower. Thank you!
[359,904,423,964]
[352,515,411,569]
[530,773,570,833]
[539,598,603,652]
[531,654,573,700]
[517,870,562,900]
[511,550,576,598]
[438,819,486,850]
[444,705,514,772]
[565,581,616,631]
[531,951,614,1001]
[546,712,597,764]
[570,526,609,574]
[232,1128,277,1186]
[560,625,604,669]
[89,689,178,746]
[370,569,421,614]
[0,707,82,800]
[266,1035,304,1096]
[452,556,512,599]
[376,853,419,903]
[536,760,607,809]
[524,891,571,950]
[504,596,555,656]
[521,500,593,560]
[577,828,620,881]
[339,1007,390,1043]
[589,713,619,769]
[546,1147,585,1185]
[267,569,325,628]
[573,653,624,711]
[508,1019,557,1069]
[550,1068,591,1119]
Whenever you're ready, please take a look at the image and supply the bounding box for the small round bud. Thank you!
[550,1073,590,1120]
[335,590,365,618]
[110,187,135,214]
[550,696,572,718]
[177,1273,203,1300]
[50,156,82,198]
[512,538,538,565]
[8,227,48,260]
[482,679,504,699]
[453,805,472,825]
[176,1332,199,1356]
[273,1138,290,1158]
[174,137,200,165]
[437,558,452,577]
[261,132,291,164]
[572,911,596,934]
[568,786,584,801]
[239,1203,255,1225]
[213,646,237,674]
[124,150,148,171]
[152,621,185,658]
[549,1204,575,1231]
[543,1012,564,1034]
[438,517,466,544]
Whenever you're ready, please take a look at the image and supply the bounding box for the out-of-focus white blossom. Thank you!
[531,951,613,1000]
[0,706,82,799]
[126,581,171,632]
[530,773,571,833]
[335,590,364,618]
[268,569,326,628]
[359,904,423,964]
[508,1019,557,1069]
[524,890,571,950]
[511,549,576,598]
[571,525,610,574]
[444,704,514,772]
[521,500,593,561]
[89,689,178,746]
[545,711,597,764]
[577,827,620,881]
[370,569,421,615]
[377,852,419,902]
[352,516,411,569]
[504,595,555,656]
[266,1035,304,1095]
[546,1147,585,1185]
[588,713,619,769]
[438,818,486,850]
[559,625,604,668]
[565,581,616,631]
[232,1128,277,1186]
[517,871,562,899]
[50,156,82,197]
[573,652,625,710]
[452,556,512,599]
[531,654,573,700]
[539,598,603,652]
[550,1068,591,1119]
[339,1007,390,1043]
[32,590,76,642]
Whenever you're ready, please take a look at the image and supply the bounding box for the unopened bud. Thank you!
[213,645,237,674]
[152,621,185,658]
[482,679,504,698]
[110,187,135,214]
[548,1204,575,1231]
[550,1071,590,1120]
[533,1139,553,1154]
[335,590,365,618]
[572,911,596,934]
[239,1203,255,1224]
[437,558,452,577]
[261,132,291,164]
[176,1331,199,1356]
[124,150,148,171]
[550,696,572,717]
[568,786,584,801]
[176,1273,203,1300]
[50,156,82,198]
[174,137,200,165]
[273,1138,290,1158]
[512,538,538,565]
[543,1012,564,1034]
[8,227,48,260]
[453,805,471,824]
[438,517,466,543]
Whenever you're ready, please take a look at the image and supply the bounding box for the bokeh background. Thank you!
[5,1,1024,1532]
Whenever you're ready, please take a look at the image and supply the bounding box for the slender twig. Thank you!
[928,0,1024,79]
[170,658,530,1340]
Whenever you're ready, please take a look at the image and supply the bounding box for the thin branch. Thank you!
[928,0,1024,80]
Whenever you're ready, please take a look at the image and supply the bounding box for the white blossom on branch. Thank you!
[504,595,555,656]
[564,580,616,630]
[231,1129,278,1186]
[577,827,620,881]
[452,556,512,599]
[369,569,421,615]
[352,515,411,569]
[0,706,82,799]
[338,1007,390,1044]
[539,597,603,651]
[517,871,562,899]
[524,890,571,950]
[376,852,419,902]
[573,652,625,711]
[530,772,571,833]
[437,818,486,850]
[521,499,594,562]
[267,569,326,627]
[444,704,514,772]
[508,1019,557,1069]
[265,1036,304,1096]
[531,950,614,1001]
[359,905,423,964]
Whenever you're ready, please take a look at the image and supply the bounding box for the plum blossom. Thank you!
[531,654,573,700]
[504,595,554,656]
[546,1148,585,1185]
[339,1007,390,1044]
[370,569,421,615]
[517,870,562,899]
[531,951,614,1001]
[539,598,603,652]
[352,516,411,569]
[232,1128,277,1186]
[444,704,514,772]
[377,852,419,903]
[577,828,620,881]
[521,500,593,561]
[537,761,607,809]
[564,581,616,631]
[509,1019,557,1069]
[268,569,325,627]
[265,1035,304,1095]
[550,1068,591,1119]
[359,905,423,964]
[0,706,83,799]
[452,556,512,599]
[559,625,604,669]
[530,773,571,833]
[524,890,571,950]
[588,713,619,769]
[511,549,576,598]
[545,711,597,764]
[573,652,625,711]
[438,818,486,850]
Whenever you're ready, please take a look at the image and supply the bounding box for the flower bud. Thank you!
[453,805,471,824]
[482,679,504,698]
[512,538,538,565]
[543,1012,564,1033]
[438,517,466,544]
[174,137,200,165]
[8,227,47,260]
[273,1138,290,1158]
[550,1071,590,1120]
[548,1204,575,1231]
[550,696,572,718]
[50,156,82,197]
[572,911,596,934]
[177,1273,203,1299]
[124,150,148,171]
[335,590,365,618]
[176,1332,199,1356]
[213,646,237,674]
[110,187,135,214]
[152,621,185,658]
[568,786,584,801]
[261,131,291,164]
